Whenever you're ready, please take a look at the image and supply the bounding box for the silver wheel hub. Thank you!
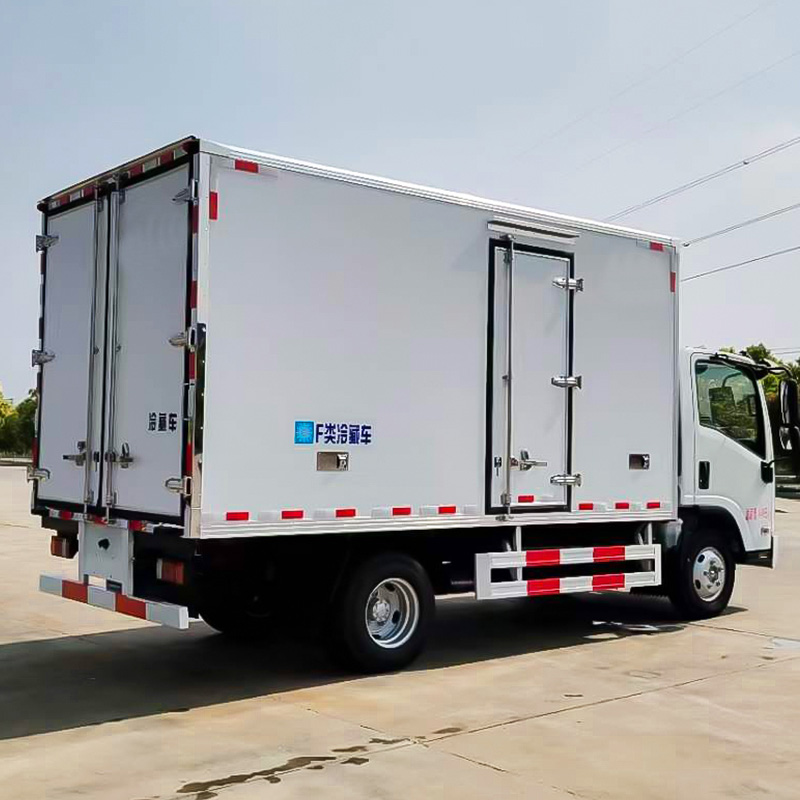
[365,578,420,649]
[692,546,726,602]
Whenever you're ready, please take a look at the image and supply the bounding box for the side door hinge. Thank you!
[35,234,59,252]
[551,375,582,389]
[551,473,582,487]
[165,476,192,496]
[31,349,55,366]
[552,276,584,292]
[172,179,199,205]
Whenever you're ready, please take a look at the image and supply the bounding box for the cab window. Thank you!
[695,361,765,457]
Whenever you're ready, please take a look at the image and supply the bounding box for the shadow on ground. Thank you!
[0,591,743,741]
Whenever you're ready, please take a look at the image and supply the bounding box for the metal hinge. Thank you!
[552,276,584,292]
[551,473,582,487]
[26,466,50,482]
[165,476,191,496]
[168,328,196,350]
[551,375,582,389]
[35,234,59,252]
[31,349,55,367]
[172,179,198,204]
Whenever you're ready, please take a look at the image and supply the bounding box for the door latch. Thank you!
[119,442,134,469]
[551,375,582,389]
[551,473,582,487]
[31,349,55,367]
[552,276,584,292]
[165,476,191,495]
[63,441,87,467]
[515,449,548,471]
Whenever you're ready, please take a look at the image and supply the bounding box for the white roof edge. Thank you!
[200,138,678,245]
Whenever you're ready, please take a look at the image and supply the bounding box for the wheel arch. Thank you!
[679,504,747,562]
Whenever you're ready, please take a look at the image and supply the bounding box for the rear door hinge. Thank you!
[27,466,50,482]
[551,473,582,487]
[552,276,583,292]
[172,179,199,205]
[35,234,59,252]
[168,328,196,350]
[31,349,55,366]
[551,375,582,389]
[165,476,191,496]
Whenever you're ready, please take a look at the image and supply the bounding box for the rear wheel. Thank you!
[667,530,735,619]
[331,553,434,673]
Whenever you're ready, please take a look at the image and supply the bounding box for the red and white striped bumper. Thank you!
[475,544,661,600]
[39,574,189,630]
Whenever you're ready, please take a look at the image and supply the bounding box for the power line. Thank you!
[568,46,800,177]
[604,134,800,221]
[515,0,775,160]
[683,201,800,247]
[681,244,800,282]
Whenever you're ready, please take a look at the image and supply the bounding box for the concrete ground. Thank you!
[1,466,800,799]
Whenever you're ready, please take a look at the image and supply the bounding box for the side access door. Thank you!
[35,196,107,510]
[103,164,193,522]
[488,241,577,513]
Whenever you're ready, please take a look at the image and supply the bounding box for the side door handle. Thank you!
[698,460,710,490]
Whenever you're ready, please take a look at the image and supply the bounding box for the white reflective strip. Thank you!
[256,511,279,522]
[201,512,225,524]
[39,574,63,596]
[420,506,438,517]
[625,571,659,588]
[146,601,189,629]
[462,505,480,516]
[313,509,336,521]
[371,507,392,519]
[560,575,593,593]
[491,552,526,569]
[625,544,659,560]
[560,547,594,565]
[87,585,116,610]
[487,580,528,599]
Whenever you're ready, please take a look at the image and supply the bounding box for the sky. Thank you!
[1,0,799,401]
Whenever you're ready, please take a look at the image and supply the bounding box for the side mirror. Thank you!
[789,425,800,479]
[779,379,799,427]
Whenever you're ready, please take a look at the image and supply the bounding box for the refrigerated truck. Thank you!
[29,136,800,672]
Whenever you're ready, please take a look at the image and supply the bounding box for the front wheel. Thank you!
[330,553,434,673]
[666,531,735,619]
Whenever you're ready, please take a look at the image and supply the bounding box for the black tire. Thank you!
[330,552,434,673]
[200,581,276,640]
[666,530,735,619]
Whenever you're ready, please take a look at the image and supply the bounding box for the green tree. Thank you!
[0,388,37,455]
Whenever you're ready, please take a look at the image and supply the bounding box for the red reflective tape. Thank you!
[234,159,259,173]
[62,580,88,603]
[593,573,626,591]
[225,511,249,521]
[115,593,147,619]
[189,280,198,309]
[593,546,626,563]
[129,520,146,531]
[438,505,457,514]
[31,437,38,464]
[188,351,196,380]
[58,510,74,520]
[282,509,303,520]
[160,150,174,165]
[527,577,561,596]
[191,204,199,234]
[209,191,218,220]
[650,241,664,252]
[336,508,356,518]
[578,502,594,511]
[129,164,143,177]
[87,514,106,525]
[526,549,560,567]
[518,495,535,503]
[185,442,193,475]
[670,271,676,293]
[57,193,71,206]
[392,506,412,516]
[614,501,630,510]
[647,501,661,509]
[82,185,95,199]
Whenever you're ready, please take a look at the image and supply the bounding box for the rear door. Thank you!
[488,242,574,512]
[103,165,192,521]
[36,198,106,508]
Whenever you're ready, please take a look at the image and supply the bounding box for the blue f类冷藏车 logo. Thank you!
[294,421,373,445]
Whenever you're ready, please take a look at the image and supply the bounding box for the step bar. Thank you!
[475,544,661,600]
[39,574,189,629]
